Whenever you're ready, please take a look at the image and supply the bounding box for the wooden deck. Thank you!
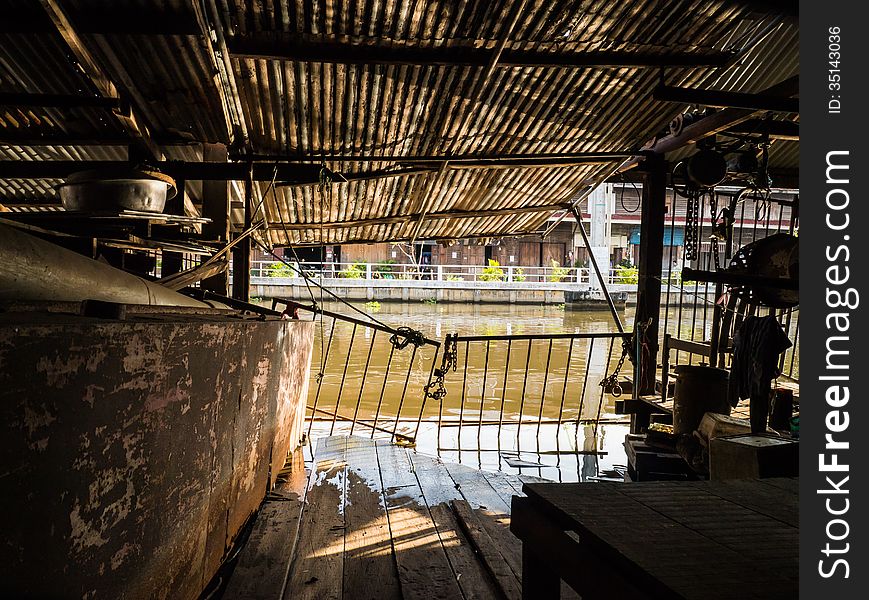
[217,436,798,600]
[220,435,571,600]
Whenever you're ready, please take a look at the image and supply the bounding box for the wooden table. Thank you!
[510,478,798,599]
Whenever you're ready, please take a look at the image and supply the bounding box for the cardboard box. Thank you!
[709,433,798,480]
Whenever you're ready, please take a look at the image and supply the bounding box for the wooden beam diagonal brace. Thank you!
[654,84,799,114]
[37,0,161,161]
[617,75,800,170]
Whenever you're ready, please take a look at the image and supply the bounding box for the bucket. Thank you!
[672,365,730,435]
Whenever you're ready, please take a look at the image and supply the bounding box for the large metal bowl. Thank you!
[57,169,177,213]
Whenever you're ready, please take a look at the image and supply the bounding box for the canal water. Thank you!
[301,299,803,482]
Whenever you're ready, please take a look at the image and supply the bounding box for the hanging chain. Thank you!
[684,190,701,261]
[600,336,633,397]
[709,192,721,270]
[424,334,458,402]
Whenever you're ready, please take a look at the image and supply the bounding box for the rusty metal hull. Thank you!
[0,311,313,599]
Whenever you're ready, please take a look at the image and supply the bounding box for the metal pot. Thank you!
[57,168,177,213]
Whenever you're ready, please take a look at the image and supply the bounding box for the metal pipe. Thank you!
[497,339,512,451]
[569,206,627,337]
[413,345,441,441]
[0,223,208,308]
[308,317,337,438]
[516,339,533,444]
[350,330,377,435]
[373,344,396,438]
[577,338,595,425]
[536,339,554,447]
[556,338,575,434]
[331,323,357,435]
[478,340,490,443]
[392,344,419,442]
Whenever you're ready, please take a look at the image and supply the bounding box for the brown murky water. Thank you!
[301,300,798,481]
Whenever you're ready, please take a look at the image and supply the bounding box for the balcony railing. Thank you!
[247,260,655,286]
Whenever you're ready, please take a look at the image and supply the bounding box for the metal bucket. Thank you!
[57,168,177,213]
[672,365,730,435]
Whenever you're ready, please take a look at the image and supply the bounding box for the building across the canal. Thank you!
[260,183,798,273]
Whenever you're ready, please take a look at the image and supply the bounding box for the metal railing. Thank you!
[272,299,442,443]
[435,332,631,453]
[659,188,800,382]
[250,260,648,285]
[277,297,632,459]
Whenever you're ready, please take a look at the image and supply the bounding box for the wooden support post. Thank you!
[161,178,185,277]
[201,143,230,295]
[633,154,668,432]
[232,172,252,302]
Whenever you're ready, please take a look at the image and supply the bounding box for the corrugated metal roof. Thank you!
[0,0,798,245]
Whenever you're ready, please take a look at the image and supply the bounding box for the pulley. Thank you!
[686,149,727,188]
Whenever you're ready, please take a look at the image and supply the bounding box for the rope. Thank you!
[251,238,429,351]
[252,237,393,329]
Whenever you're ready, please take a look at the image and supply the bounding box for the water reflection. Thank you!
[302,300,797,482]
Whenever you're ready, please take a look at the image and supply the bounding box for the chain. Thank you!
[600,336,632,397]
[684,190,701,261]
[709,193,721,270]
[424,334,458,403]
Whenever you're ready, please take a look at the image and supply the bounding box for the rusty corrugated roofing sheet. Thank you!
[0,1,798,245]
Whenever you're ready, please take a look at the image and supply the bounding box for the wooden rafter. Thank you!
[654,84,799,114]
[37,0,162,161]
[274,202,568,232]
[227,37,734,69]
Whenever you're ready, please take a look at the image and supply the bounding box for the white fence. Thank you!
[248,260,645,285]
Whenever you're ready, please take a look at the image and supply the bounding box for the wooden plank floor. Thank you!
[222,435,555,600]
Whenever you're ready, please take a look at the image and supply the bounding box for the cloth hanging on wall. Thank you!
[728,315,792,408]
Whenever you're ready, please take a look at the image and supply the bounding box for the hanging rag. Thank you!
[727,315,792,433]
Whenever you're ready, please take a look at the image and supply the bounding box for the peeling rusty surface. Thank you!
[0,311,313,599]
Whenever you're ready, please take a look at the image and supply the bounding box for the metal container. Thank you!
[57,168,176,213]
[672,365,730,435]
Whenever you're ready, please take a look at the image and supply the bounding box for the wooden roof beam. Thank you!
[37,0,162,162]
[274,202,567,232]
[0,93,121,109]
[724,119,799,141]
[0,7,200,35]
[233,151,634,163]
[654,84,799,114]
[0,154,632,181]
[227,38,734,68]
[636,75,799,158]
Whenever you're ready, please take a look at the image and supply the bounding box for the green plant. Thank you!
[615,265,639,284]
[364,300,382,311]
[268,262,294,277]
[479,259,505,282]
[423,296,438,305]
[445,274,464,281]
[373,259,397,279]
[512,267,526,282]
[546,259,570,282]
[662,270,694,286]
[340,261,367,279]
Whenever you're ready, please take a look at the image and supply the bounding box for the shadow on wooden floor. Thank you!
[218,435,578,600]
